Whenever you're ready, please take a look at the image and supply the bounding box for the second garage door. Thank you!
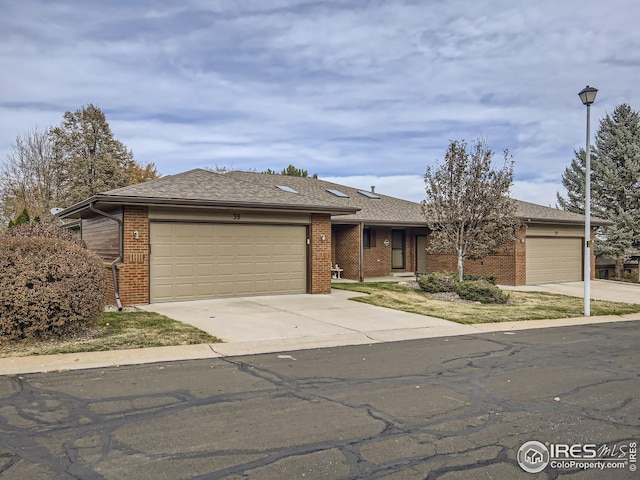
[150,223,307,302]
[526,237,583,284]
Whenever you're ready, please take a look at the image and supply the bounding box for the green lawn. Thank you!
[332,282,640,324]
[0,310,221,358]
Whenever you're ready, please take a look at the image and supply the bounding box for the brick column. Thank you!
[310,213,332,294]
[119,206,150,305]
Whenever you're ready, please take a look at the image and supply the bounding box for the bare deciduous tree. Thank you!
[0,126,61,223]
[1,106,161,226]
[422,138,520,281]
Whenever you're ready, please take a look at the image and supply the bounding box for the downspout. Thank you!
[359,222,365,282]
[89,203,123,311]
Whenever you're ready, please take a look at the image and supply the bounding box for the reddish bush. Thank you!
[0,237,106,340]
[4,221,85,247]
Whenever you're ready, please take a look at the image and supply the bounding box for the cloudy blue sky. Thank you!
[1,0,639,206]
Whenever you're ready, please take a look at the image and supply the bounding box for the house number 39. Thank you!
[233,213,241,220]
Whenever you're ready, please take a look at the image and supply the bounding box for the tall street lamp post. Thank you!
[578,85,598,316]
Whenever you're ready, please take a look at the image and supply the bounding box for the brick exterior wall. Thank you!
[363,227,392,277]
[333,224,361,279]
[116,206,150,305]
[310,213,332,293]
[427,249,518,284]
[332,226,428,280]
[424,228,528,286]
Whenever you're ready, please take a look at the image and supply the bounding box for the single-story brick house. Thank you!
[596,252,640,281]
[57,169,610,306]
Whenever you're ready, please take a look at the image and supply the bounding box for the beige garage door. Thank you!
[526,237,582,284]
[150,223,307,302]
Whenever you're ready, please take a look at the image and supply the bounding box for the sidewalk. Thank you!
[2,311,639,376]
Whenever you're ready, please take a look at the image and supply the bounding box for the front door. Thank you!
[391,230,405,269]
[416,235,427,273]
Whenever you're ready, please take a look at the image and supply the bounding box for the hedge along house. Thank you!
[58,168,610,306]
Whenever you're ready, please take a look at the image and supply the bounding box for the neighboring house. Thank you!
[596,251,640,281]
[57,169,611,306]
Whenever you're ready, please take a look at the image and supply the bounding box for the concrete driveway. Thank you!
[140,280,639,355]
[504,279,640,304]
[141,289,477,348]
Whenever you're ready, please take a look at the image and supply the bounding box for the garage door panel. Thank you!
[195,263,213,274]
[175,225,195,238]
[174,244,195,258]
[152,284,173,298]
[236,262,253,274]
[152,264,174,277]
[174,283,197,297]
[196,283,215,295]
[153,244,174,257]
[526,237,582,284]
[253,262,273,274]
[196,244,215,256]
[174,263,195,276]
[150,223,307,302]
[216,244,235,257]
[215,282,237,296]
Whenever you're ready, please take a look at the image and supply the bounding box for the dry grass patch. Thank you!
[333,282,640,324]
[0,310,221,358]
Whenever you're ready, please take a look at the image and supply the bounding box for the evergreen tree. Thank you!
[557,103,640,277]
[9,208,31,228]
[556,148,590,214]
[264,165,318,178]
[49,104,135,205]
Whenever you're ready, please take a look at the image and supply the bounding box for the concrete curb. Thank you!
[2,313,639,376]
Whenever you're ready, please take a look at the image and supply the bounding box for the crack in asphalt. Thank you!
[0,322,638,479]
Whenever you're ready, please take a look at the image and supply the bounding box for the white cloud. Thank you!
[1,0,639,211]
[322,174,426,203]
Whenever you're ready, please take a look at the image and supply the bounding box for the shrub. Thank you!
[463,274,497,285]
[3,221,85,248]
[0,237,107,340]
[455,280,509,304]
[418,272,460,293]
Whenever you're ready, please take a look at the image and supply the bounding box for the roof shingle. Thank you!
[60,168,611,226]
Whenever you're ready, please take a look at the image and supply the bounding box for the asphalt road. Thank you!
[1,321,638,479]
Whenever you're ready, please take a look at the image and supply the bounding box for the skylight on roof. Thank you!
[276,185,298,194]
[358,190,380,199]
[326,189,349,198]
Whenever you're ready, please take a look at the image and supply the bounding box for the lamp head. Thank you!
[578,85,598,106]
